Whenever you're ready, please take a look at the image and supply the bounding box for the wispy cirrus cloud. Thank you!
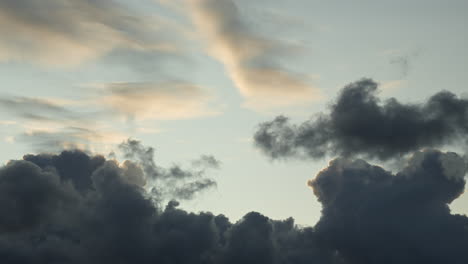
[0,96,91,124]
[99,81,221,121]
[20,127,128,153]
[0,81,221,151]
[0,95,124,152]
[188,0,322,111]
[0,0,181,67]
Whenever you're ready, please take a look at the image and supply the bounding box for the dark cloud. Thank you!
[254,78,468,160]
[0,149,335,264]
[0,160,78,233]
[23,150,106,192]
[172,178,217,200]
[309,150,468,264]
[0,146,467,263]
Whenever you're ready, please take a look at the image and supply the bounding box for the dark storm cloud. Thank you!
[0,149,337,264]
[254,78,468,160]
[1,146,467,263]
[309,149,468,264]
[22,150,106,192]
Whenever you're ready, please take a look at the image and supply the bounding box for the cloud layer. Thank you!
[254,78,468,160]
[0,81,220,151]
[0,0,178,66]
[189,0,321,110]
[0,148,335,264]
[0,146,467,263]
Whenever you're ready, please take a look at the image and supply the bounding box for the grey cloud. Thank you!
[173,178,217,200]
[389,50,421,78]
[0,149,337,264]
[254,78,468,161]
[309,150,468,264]
[118,139,219,201]
[1,146,467,263]
[192,155,222,169]
[0,160,78,233]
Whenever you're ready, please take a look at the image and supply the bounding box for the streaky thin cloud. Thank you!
[20,127,128,153]
[0,80,221,151]
[0,96,88,124]
[0,0,180,66]
[0,95,119,152]
[189,0,321,110]
[100,81,221,121]
[254,78,468,161]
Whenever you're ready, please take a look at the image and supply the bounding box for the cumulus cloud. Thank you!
[0,0,179,67]
[1,146,467,263]
[100,81,220,121]
[309,150,468,264]
[0,148,339,264]
[189,0,321,110]
[254,78,468,160]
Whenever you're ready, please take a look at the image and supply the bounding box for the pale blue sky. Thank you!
[0,0,467,225]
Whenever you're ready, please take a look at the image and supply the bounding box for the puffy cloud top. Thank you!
[254,78,468,160]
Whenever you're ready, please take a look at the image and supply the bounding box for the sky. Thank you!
[0,1,468,263]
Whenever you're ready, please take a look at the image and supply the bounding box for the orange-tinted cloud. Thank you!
[189,0,322,110]
[100,82,221,121]
[0,0,178,67]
